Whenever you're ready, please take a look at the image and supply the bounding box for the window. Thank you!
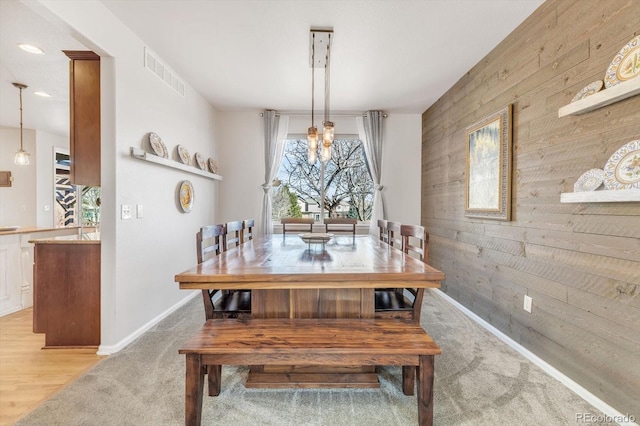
[272,139,373,222]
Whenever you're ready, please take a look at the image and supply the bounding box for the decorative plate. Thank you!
[299,233,333,244]
[148,132,168,158]
[179,180,194,213]
[571,80,603,103]
[604,35,640,88]
[177,145,191,165]
[603,139,640,190]
[573,168,604,192]
[208,158,219,174]
[194,152,206,170]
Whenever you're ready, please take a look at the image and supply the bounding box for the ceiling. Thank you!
[0,0,544,138]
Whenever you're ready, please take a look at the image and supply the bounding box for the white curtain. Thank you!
[357,111,385,235]
[260,110,289,235]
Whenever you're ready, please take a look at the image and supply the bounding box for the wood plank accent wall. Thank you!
[421,0,639,417]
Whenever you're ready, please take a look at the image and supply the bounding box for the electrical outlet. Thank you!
[523,295,532,313]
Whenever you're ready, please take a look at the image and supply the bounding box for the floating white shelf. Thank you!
[558,77,640,117]
[560,189,640,203]
[129,147,223,181]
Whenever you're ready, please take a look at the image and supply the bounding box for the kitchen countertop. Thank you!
[29,232,100,244]
[0,226,82,236]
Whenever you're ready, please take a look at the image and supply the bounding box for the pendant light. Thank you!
[308,29,334,164]
[13,82,30,166]
[321,31,333,163]
[307,32,318,164]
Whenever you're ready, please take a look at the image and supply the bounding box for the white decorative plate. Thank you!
[208,158,219,174]
[179,180,194,213]
[573,168,604,192]
[604,35,640,88]
[571,80,603,103]
[177,145,191,165]
[148,132,168,158]
[194,152,206,170]
[603,139,640,190]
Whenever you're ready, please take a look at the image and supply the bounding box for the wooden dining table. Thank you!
[175,233,445,388]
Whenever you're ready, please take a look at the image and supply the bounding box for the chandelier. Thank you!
[13,82,30,166]
[308,29,334,163]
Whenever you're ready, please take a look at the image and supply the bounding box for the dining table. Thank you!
[175,233,445,388]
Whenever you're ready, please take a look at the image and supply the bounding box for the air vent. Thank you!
[144,47,185,97]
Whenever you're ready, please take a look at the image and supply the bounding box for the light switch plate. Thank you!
[136,204,143,218]
[523,295,532,313]
[121,204,132,220]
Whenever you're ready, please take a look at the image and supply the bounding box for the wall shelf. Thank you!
[129,147,223,181]
[558,77,640,117]
[560,189,640,203]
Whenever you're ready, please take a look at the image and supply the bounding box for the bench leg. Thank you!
[402,366,415,395]
[417,355,434,426]
[207,364,221,396]
[185,354,204,426]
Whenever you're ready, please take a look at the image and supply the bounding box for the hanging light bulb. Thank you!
[12,83,30,166]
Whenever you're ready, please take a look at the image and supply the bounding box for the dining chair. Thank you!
[224,220,244,250]
[196,224,251,320]
[387,221,402,248]
[375,224,429,322]
[377,219,389,244]
[324,218,357,240]
[241,219,255,242]
[280,217,314,239]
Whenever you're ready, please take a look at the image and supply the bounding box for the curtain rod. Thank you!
[260,111,387,118]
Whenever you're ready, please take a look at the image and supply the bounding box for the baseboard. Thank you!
[97,291,199,355]
[434,289,638,426]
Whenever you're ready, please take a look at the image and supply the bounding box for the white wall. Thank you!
[217,111,264,225]
[0,127,36,227]
[35,130,68,228]
[381,114,422,225]
[34,0,220,351]
[216,112,422,231]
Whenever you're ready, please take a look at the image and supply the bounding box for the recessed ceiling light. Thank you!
[34,91,51,97]
[18,43,44,54]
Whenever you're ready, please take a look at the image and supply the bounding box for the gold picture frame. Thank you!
[0,171,12,187]
[465,105,512,221]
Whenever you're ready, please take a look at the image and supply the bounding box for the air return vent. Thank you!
[144,47,185,97]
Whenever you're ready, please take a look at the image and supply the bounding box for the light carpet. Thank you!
[17,289,612,425]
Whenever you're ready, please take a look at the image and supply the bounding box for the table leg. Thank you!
[417,355,434,426]
[185,354,204,426]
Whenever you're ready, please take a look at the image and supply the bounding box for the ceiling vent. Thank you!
[144,47,185,97]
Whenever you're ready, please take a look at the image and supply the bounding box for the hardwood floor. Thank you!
[0,308,103,425]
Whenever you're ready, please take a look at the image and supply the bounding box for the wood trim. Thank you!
[63,50,100,61]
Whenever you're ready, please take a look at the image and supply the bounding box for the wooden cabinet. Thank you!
[32,239,100,347]
[63,51,101,186]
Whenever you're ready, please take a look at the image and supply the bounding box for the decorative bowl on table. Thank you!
[299,233,333,245]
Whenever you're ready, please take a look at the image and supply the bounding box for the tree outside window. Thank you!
[272,139,373,222]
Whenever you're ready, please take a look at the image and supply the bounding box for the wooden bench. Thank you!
[179,318,441,426]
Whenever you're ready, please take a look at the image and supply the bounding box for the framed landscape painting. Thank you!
[465,105,512,221]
